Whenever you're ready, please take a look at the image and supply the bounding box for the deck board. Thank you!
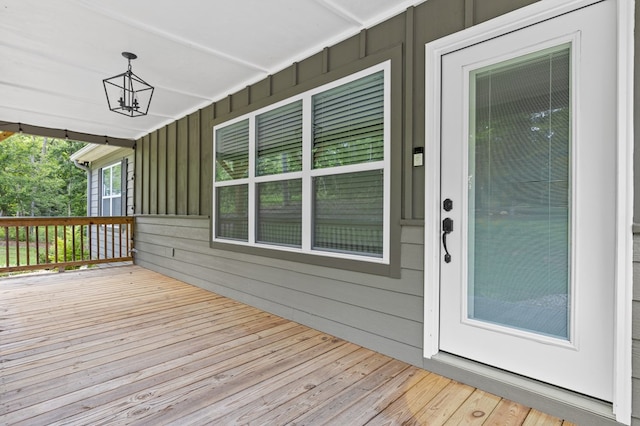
[0,265,574,425]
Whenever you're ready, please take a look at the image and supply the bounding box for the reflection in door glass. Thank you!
[468,45,571,339]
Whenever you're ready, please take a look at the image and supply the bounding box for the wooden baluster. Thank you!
[35,226,40,265]
[45,225,49,264]
[54,225,58,264]
[62,225,67,264]
[118,222,123,258]
[95,223,100,260]
[25,225,30,265]
[72,225,76,262]
[4,226,9,267]
[15,226,20,267]
[81,224,85,260]
[111,221,115,260]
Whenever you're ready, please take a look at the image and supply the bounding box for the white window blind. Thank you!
[216,184,248,241]
[314,170,383,256]
[313,71,384,169]
[257,100,303,176]
[213,62,390,263]
[257,179,302,247]
[215,119,249,182]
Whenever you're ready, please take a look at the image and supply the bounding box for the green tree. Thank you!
[0,134,87,217]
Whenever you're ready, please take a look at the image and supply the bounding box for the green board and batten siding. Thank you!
[132,0,639,424]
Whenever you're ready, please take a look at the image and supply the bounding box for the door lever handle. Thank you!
[442,218,453,263]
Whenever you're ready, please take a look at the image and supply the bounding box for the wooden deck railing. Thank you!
[0,216,134,273]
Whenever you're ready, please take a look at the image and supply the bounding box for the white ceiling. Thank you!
[0,0,423,141]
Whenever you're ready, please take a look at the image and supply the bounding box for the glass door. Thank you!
[467,46,571,340]
[438,0,616,401]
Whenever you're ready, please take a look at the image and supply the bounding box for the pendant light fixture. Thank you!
[103,52,154,117]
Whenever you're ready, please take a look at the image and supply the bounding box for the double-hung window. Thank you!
[101,163,122,216]
[213,62,390,263]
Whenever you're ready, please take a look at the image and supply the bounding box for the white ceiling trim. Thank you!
[313,0,364,25]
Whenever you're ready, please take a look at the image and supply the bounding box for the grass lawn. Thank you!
[0,243,41,267]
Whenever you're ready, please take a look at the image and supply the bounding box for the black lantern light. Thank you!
[103,52,154,117]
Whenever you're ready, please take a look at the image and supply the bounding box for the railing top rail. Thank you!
[0,216,133,227]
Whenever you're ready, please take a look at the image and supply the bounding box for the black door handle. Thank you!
[442,217,453,263]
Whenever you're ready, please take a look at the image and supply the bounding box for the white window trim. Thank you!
[423,0,633,423]
[213,61,391,264]
[101,163,122,217]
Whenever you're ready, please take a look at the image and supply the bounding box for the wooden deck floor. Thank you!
[0,265,574,425]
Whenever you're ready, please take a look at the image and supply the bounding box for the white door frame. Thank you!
[423,0,634,423]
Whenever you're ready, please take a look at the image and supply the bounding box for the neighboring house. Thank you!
[70,144,134,259]
[72,0,636,424]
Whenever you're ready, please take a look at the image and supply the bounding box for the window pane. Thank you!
[102,168,111,196]
[313,71,384,169]
[102,199,111,216]
[216,119,249,181]
[314,170,383,256]
[216,185,248,241]
[469,46,571,339]
[112,164,122,195]
[112,196,122,217]
[257,101,303,176]
[257,179,302,246]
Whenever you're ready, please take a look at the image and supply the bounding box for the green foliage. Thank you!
[47,226,85,264]
[0,135,87,217]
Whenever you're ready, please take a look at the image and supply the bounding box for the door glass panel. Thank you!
[468,45,571,339]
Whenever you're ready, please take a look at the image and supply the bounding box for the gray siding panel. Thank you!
[633,340,639,379]
[635,377,640,425]
[89,169,99,216]
[634,300,640,340]
[632,239,638,424]
[635,264,640,308]
[136,217,423,296]
[88,149,134,217]
[126,156,134,216]
[401,242,423,271]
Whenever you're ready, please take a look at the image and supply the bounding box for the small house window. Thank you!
[213,62,390,263]
[101,163,122,216]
